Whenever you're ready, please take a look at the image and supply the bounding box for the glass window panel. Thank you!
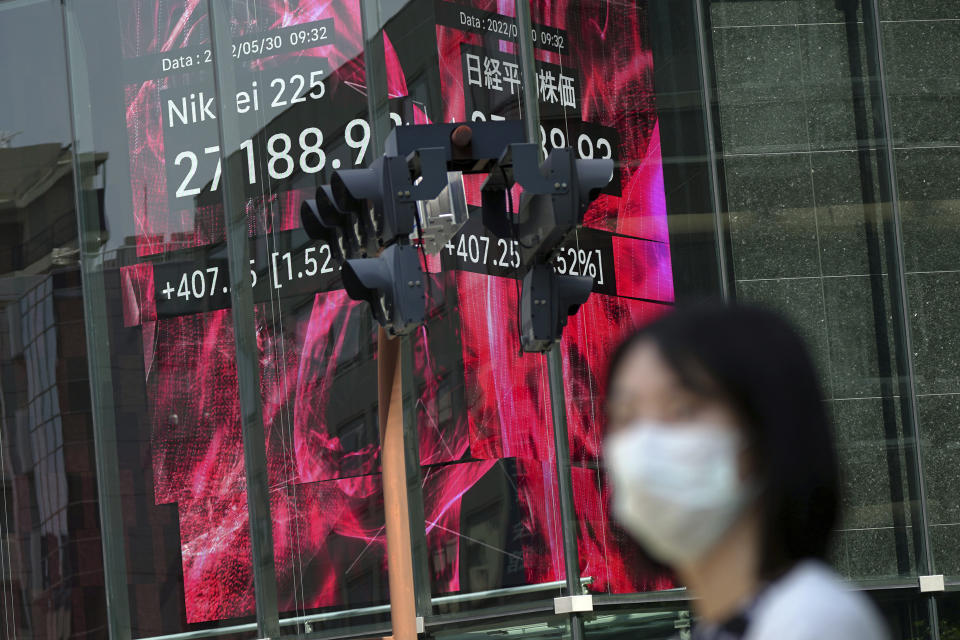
[584,604,694,640]
[878,0,960,582]
[62,0,310,635]
[0,1,109,637]
[708,0,922,585]
[203,1,395,634]
[400,0,675,606]
[935,592,960,639]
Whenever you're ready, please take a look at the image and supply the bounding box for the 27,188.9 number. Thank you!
[171,114,402,200]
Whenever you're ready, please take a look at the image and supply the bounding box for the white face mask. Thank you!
[603,421,755,568]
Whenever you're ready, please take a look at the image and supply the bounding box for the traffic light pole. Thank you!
[547,343,586,600]
[401,334,434,621]
[377,329,420,640]
[514,0,540,147]
[514,1,587,638]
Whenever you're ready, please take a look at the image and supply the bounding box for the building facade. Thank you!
[0,0,958,638]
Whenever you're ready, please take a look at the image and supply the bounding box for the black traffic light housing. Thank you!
[300,149,450,262]
[300,183,370,262]
[481,143,613,351]
[520,264,594,353]
[342,244,426,337]
[481,144,614,267]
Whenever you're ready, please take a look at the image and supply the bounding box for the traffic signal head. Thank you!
[330,162,386,243]
[573,157,615,215]
[519,263,593,352]
[300,190,353,261]
[341,243,426,337]
[302,149,450,258]
[299,198,328,242]
[300,181,374,261]
[525,149,614,229]
[481,146,614,270]
[330,162,383,207]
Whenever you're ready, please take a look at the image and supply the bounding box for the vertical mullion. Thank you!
[860,0,939,636]
[692,0,733,302]
[514,0,541,149]
[836,0,912,577]
[547,342,586,640]
[861,0,934,575]
[360,0,391,156]
[514,2,584,638]
[206,1,281,636]
[61,3,132,638]
[401,335,432,619]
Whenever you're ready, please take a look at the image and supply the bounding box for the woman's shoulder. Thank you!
[746,561,888,640]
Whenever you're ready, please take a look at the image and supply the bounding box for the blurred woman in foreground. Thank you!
[604,303,888,640]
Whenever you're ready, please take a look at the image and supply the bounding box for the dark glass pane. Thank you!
[935,592,960,640]
[869,590,934,640]
[584,604,693,640]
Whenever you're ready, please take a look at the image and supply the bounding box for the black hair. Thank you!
[606,301,840,579]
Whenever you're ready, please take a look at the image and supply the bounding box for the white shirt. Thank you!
[744,561,889,640]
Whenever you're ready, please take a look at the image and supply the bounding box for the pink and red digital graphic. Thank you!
[117,0,674,624]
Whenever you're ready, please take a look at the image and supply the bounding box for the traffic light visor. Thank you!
[341,257,392,303]
[574,158,614,203]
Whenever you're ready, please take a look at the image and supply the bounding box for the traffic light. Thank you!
[332,152,447,245]
[299,184,369,263]
[342,243,426,337]
[482,144,614,267]
[481,144,614,351]
[299,156,436,335]
[519,264,594,353]
[299,122,612,342]
[301,122,526,335]
[299,150,449,263]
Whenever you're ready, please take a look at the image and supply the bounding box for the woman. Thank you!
[604,303,887,640]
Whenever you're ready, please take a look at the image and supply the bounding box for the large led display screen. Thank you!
[107,0,674,630]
